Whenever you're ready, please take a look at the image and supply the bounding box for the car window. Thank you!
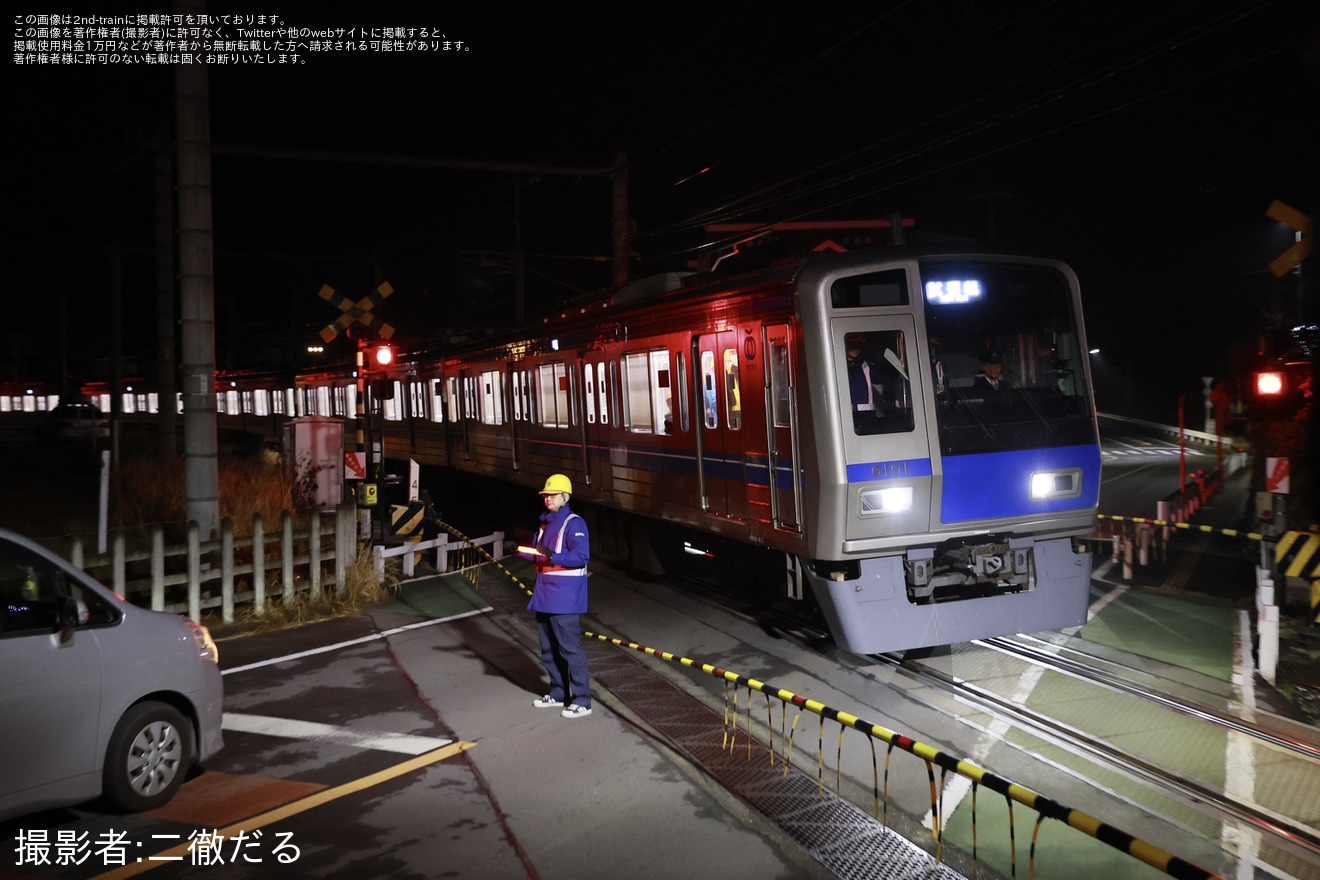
[0,553,61,636]
[0,544,119,635]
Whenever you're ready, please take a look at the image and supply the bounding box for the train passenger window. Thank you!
[584,365,596,424]
[429,379,444,422]
[675,352,689,433]
[255,389,270,417]
[537,363,569,428]
[831,269,908,308]
[274,389,287,416]
[478,369,504,425]
[330,385,344,417]
[145,392,158,414]
[723,349,742,430]
[701,351,718,429]
[654,356,672,436]
[620,351,671,434]
[511,370,524,421]
[383,386,404,422]
[769,338,790,428]
[447,377,459,423]
[597,363,609,426]
[621,354,649,432]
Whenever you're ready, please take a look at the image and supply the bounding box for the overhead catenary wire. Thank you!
[637,1,1288,260]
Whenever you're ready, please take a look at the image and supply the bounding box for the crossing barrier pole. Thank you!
[1259,605,1279,685]
[1256,567,1279,684]
[1122,527,1134,581]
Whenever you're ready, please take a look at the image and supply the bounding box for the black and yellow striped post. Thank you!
[1274,529,1320,625]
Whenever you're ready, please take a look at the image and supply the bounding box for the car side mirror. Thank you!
[58,596,89,629]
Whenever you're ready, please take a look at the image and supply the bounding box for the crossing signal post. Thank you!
[317,282,399,540]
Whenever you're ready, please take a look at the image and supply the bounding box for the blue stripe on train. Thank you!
[940,444,1101,522]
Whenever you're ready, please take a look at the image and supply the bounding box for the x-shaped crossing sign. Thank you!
[318,281,396,343]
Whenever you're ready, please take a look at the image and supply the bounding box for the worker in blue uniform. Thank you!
[519,473,593,719]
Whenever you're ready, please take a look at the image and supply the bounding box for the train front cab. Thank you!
[796,252,1100,655]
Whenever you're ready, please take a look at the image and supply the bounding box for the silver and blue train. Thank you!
[370,244,1101,653]
[4,244,1101,654]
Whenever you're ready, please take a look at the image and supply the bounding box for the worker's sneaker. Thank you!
[532,695,564,708]
[561,704,592,719]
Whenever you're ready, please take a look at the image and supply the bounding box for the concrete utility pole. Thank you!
[154,124,178,461]
[175,0,219,539]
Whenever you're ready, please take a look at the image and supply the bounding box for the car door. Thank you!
[0,541,104,804]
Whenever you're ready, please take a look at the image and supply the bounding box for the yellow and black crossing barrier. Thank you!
[581,631,1225,880]
[1096,514,1264,542]
[1274,529,1320,626]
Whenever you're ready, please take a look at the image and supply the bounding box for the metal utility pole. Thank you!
[175,0,219,539]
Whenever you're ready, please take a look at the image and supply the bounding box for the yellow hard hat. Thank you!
[539,473,573,495]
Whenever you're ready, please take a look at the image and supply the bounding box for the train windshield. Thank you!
[921,259,1094,455]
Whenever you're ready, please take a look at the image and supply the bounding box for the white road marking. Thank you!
[222,605,491,676]
[1224,609,1261,879]
[923,579,1117,831]
[223,712,453,756]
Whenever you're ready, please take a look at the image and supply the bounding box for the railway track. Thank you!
[659,560,1320,876]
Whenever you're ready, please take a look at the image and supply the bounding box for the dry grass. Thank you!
[112,455,311,538]
[112,453,400,634]
[223,544,401,635]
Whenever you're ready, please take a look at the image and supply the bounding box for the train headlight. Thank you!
[1030,469,1082,500]
[860,486,913,515]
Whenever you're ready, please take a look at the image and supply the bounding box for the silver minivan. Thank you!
[0,528,224,820]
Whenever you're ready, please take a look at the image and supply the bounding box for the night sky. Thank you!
[11,1,1319,423]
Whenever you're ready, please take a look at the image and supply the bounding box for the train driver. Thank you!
[973,350,1010,396]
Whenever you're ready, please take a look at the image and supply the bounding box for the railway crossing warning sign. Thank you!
[345,451,366,480]
[318,281,396,343]
[1266,200,1313,277]
[1266,457,1291,494]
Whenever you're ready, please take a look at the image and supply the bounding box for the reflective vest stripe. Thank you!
[536,514,587,577]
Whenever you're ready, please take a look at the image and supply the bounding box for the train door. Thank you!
[764,323,802,532]
[693,330,749,522]
[834,317,933,539]
[509,365,530,476]
[443,371,464,465]
[581,356,612,495]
